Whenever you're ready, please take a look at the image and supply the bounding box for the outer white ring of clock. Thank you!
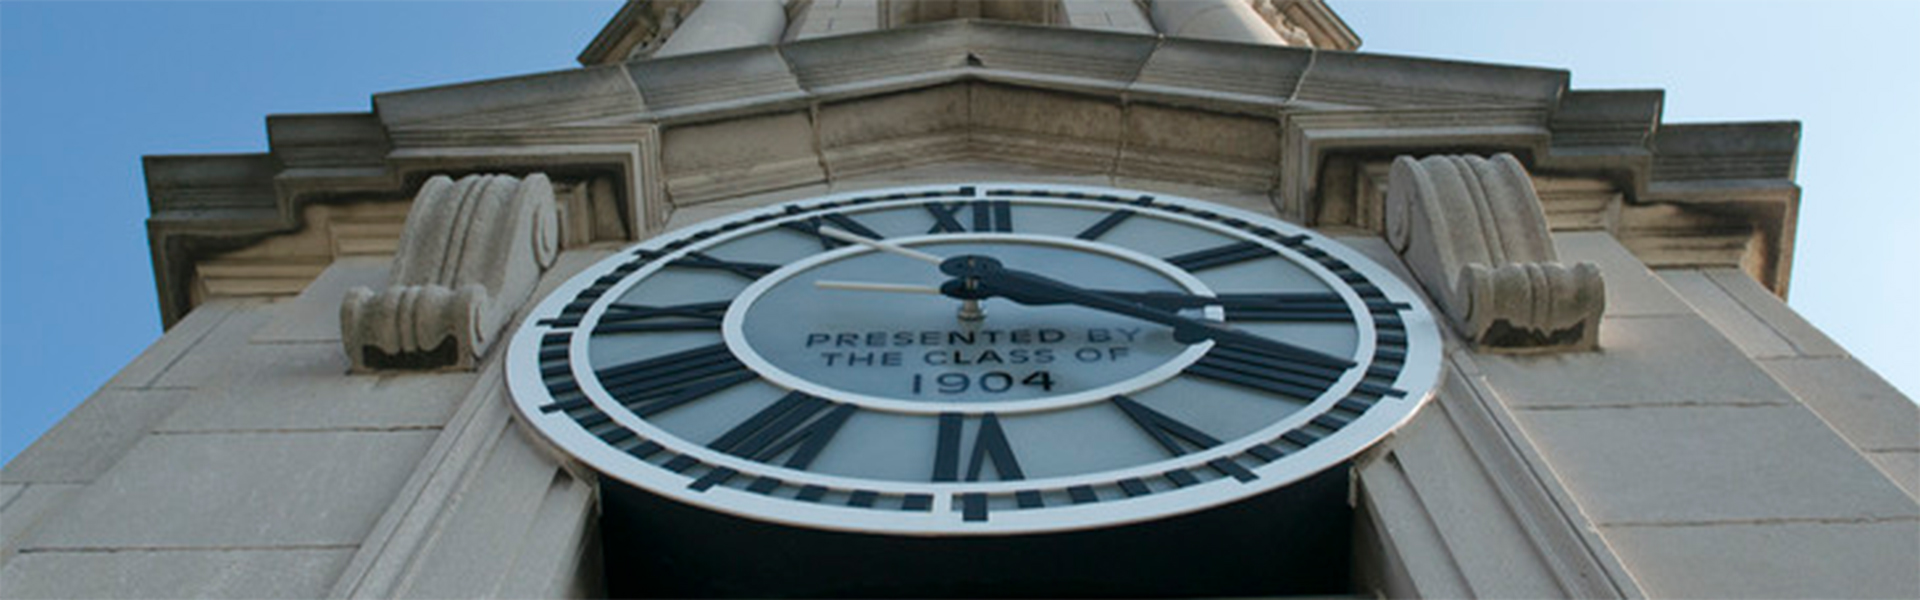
[505,183,1442,536]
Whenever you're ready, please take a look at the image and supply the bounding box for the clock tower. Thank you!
[3,1,1914,598]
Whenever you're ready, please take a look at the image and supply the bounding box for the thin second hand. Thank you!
[816,227,944,264]
[814,280,942,294]
[813,227,986,321]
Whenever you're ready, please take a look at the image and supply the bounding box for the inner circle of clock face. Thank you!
[727,236,1212,413]
[506,184,1443,536]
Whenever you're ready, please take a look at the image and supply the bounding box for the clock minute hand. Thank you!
[939,256,1355,370]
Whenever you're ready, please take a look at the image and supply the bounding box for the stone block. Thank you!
[1602,520,1920,599]
[1867,451,1919,501]
[1514,404,1918,525]
[1296,50,1565,108]
[253,257,390,344]
[1552,231,1692,318]
[265,113,390,170]
[1658,269,1796,359]
[492,471,596,599]
[963,21,1159,87]
[1062,0,1154,34]
[1651,122,1800,184]
[1704,268,1846,357]
[390,423,572,598]
[1546,89,1661,156]
[818,86,970,177]
[1372,402,1566,598]
[373,65,643,129]
[1,483,83,560]
[155,343,469,433]
[1118,103,1279,190]
[0,483,21,511]
[0,547,352,599]
[1759,356,1918,453]
[819,86,967,149]
[969,84,1122,172]
[782,20,970,92]
[627,47,802,116]
[1477,314,1789,408]
[22,430,435,549]
[1134,37,1309,105]
[103,300,240,389]
[661,111,823,204]
[144,154,278,214]
[792,0,883,41]
[149,301,278,389]
[243,255,382,342]
[1,389,190,484]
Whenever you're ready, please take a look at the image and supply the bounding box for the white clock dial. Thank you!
[507,184,1441,535]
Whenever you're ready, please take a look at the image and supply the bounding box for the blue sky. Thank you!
[3,1,1915,464]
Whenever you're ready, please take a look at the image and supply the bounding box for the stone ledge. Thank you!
[1600,519,1920,599]
[0,389,191,485]
[1757,356,1919,453]
[0,546,354,599]
[144,19,1805,329]
[18,430,438,550]
[1513,403,1918,525]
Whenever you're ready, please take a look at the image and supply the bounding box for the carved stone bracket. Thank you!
[342,173,559,371]
[1386,154,1605,352]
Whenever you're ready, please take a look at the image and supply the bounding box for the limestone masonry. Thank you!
[3,1,1914,598]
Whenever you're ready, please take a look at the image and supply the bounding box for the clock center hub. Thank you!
[723,235,1215,415]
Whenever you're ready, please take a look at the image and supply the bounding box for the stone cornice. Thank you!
[143,19,1801,327]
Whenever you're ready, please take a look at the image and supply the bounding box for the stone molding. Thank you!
[340,174,559,371]
[1386,153,1605,352]
[1353,350,1641,597]
[145,19,1799,328]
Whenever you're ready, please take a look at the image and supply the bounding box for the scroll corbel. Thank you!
[1385,153,1605,352]
[341,173,560,370]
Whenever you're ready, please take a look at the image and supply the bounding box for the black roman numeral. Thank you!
[1186,342,1348,400]
[934,413,1023,482]
[1097,291,1359,323]
[1165,241,1271,271]
[1212,293,1407,322]
[1075,209,1136,240]
[638,250,780,280]
[594,301,729,334]
[1213,293,1353,322]
[1111,395,1222,456]
[708,392,855,470]
[594,343,755,417]
[780,213,886,249]
[925,200,1013,233]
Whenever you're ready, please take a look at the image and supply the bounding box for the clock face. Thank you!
[507,184,1440,535]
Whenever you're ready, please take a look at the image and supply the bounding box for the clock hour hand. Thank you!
[939,255,1355,369]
